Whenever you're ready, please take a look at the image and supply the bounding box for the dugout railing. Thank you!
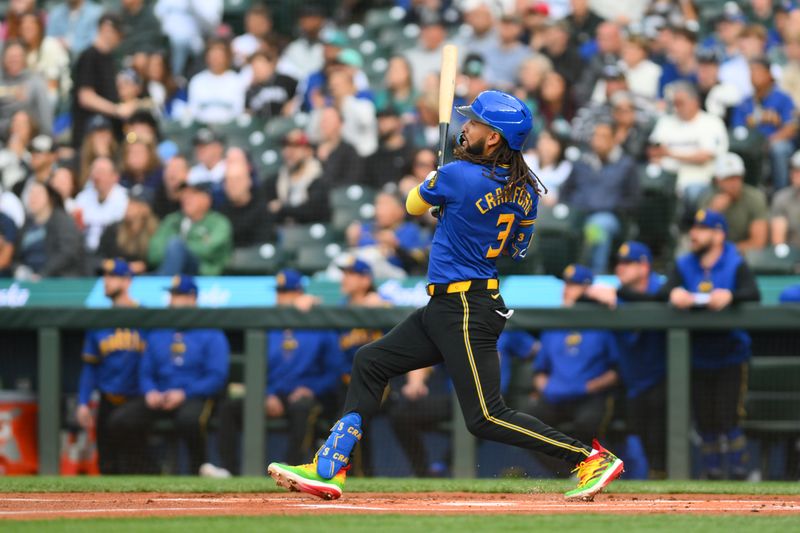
[3,303,799,480]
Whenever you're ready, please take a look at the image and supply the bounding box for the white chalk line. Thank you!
[0,507,222,516]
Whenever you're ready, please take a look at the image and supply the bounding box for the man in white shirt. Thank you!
[75,157,129,251]
[404,17,449,91]
[187,38,245,124]
[648,81,729,201]
[281,5,327,82]
[453,0,499,60]
[188,128,227,185]
[154,0,223,76]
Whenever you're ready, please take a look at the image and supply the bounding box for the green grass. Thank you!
[2,476,800,495]
[4,515,800,533]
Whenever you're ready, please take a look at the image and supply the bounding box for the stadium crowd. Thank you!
[2,0,800,481]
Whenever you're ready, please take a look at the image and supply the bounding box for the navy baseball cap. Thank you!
[693,209,728,234]
[617,241,652,264]
[167,275,198,295]
[779,284,800,303]
[343,258,373,277]
[276,269,304,292]
[562,264,594,285]
[100,258,133,277]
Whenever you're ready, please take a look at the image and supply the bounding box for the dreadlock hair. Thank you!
[453,137,546,197]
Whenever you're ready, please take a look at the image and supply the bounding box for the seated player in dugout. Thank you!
[107,275,229,474]
[269,90,624,502]
[202,270,342,477]
[525,265,620,475]
[76,259,146,474]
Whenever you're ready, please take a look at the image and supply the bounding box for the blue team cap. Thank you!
[276,269,304,292]
[617,241,653,264]
[100,258,133,277]
[562,264,594,285]
[693,209,728,234]
[342,258,373,277]
[167,274,198,295]
[779,284,800,303]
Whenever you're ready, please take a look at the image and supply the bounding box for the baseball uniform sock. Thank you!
[699,431,724,478]
[316,412,363,479]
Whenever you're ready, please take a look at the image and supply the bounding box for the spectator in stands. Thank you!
[365,107,415,190]
[0,40,52,136]
[485,14,528,90]
[574,21,623,105]
[188,128,226,185]
[738,24,768,61]
[148,182,232,275]
[456,0,498,59]
[699,153,769,253]
[78,115,119,189]
[117,0,162,61]
[282,4,327,82]
[0,181,24,233]
[187,38,245,125]
[405,16,449,91]
[732,58,797,190]
[71,13,128,150]
[15,181,85,279]
[565,0,603,50]
[231,4,281,69]
[49,164,77,215]
[266,129,328,224]
[120,137,163,202]
[154,0,223,77]
[526,264,620,461]
[658,26,699,98]
[315,106,364,186]
[0,109,37,192]
[97,194,158,274]
[561,122,640,274]
[779,32,800,108]
[111,275,229,475]
[46,0,103,57]
[308,68,377,158]
[620,34,661,101]
[648,81,729,201]
[398,148,437,198]
[611,91,650,162]
[145,52,188,120]
[76,259,144,474]
[0,209,16,277]
[521,1,551,48]
[459,53,492,106]
[346,190,428,277]
[219,147,271,247]
[300,33,371,113]
[666,210,761,479]
[153,154,189,219]
[75,156,129,253]
[374,56,418,117]
[696,48,741,124]
[206,269,341,476]
[712,9,753,99]
[513,55,552,114]
[245,50,297,121]
[12,133,57,199]
[1,0,39,39]
[538,21,580,87]
[538,70,575,131]
[587,242,668,478]
[770,150,800,250]
[18,11,71,108]
[523,128,572,206]
[571,64,639,146]
[116,68,156,117]
[407,82,441,151]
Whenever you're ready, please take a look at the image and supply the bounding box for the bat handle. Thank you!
[437,122,449,168]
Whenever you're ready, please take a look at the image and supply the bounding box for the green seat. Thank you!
[225,244,286,275]
[279,224,336,257]
[728,127,768,187]
[635,165,678,262]
[744,247,800,275]
[295,242,342,275]
[331,204,373,235]
[264,116,302,142]
[330,185,377,210]
[161,120,200,155]
[534,204,584,276]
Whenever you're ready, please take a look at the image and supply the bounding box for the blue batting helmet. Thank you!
[455,90,533,151]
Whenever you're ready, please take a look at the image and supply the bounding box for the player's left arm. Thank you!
[407,165,459,216]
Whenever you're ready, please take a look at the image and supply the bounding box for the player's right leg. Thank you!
[268,307,443,499]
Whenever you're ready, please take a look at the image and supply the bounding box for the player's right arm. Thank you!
[506,194,538,262]
[408,165,459,216]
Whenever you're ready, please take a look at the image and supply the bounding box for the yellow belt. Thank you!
[426,279,498,297]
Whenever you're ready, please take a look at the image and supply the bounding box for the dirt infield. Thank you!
[1,492,800,520]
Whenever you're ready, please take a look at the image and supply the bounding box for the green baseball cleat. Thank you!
[564,439,624,502]
[267,458,347,500]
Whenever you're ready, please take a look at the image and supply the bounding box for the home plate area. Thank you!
[2,493,800,519]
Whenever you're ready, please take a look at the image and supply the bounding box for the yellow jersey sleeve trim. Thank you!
[82,353,100,364]
[406,184,433,216]
[519,219,536,226]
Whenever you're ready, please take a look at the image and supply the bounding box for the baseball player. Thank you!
[268,90,624,501]
[76,259,146,474]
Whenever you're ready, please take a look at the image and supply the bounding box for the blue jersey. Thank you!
[78,328,146,404]
[418,160,538,283]
[357,221,429,270]
[534,330,619,404]
[497,330,537,396]
[732,86,796,137]
[615,273,667,399]
[141,329,229,397]
[267,329,343,397]
[676,242,752,369]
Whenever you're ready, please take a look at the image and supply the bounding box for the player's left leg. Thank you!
[427,290,623,501]
[718,363,750,480]
[173,397,214,475]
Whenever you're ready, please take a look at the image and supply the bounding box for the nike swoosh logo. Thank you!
[491,293,501,300]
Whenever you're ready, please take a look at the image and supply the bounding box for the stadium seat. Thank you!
[744,247,800,275]
[330,184,377,210]
[279,223,336,257]
[728,127,768,188]
[635,165,678,262]
[534,204,584,276]
[225,243,287,275]
[294,242,342,274]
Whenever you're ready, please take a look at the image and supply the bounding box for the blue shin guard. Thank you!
[316,413,363,479]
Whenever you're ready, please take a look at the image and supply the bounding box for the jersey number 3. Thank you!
[486,214,515,259]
